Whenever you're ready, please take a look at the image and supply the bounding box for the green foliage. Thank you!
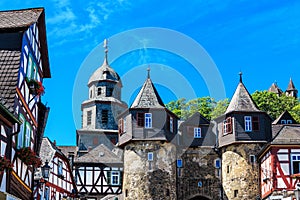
[251,91,300,120]
[165,97,229,120]
[291,104,300,123]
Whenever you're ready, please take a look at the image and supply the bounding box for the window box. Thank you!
[26,77,45,96]
[0,156,13,172]
[16,147,42,168]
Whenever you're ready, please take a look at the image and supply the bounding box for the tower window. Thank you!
[102,110,108,124]
[137,113,144,127]
[234,190,238,198]
[97,87,102,96]
[194,127,201,138]
[148,152,153,161]
[244,116,252,132]
[252,116,259,131]
[107,88,113,97]
[87,110,92,125]
[250,155,256,163]
[223,117,232,135]
[170,117,173,132]
[145,113,152,128]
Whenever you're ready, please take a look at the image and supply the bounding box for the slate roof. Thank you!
[39,137,66,163]
[0,8,43,30]
[268,83,283,95]
[271,125,300,144]
[225,81,261,114]
[58,146,78,158]
[130,76,165,109]
[75,144,122,164]
[0,50,21,112]
[272,110,296,125]
[286,78,297,91]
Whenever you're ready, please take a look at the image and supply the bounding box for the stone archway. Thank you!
[189,195,211,200]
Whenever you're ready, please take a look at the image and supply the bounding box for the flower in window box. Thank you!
[25,78,45,96]
[0,156,14,172]
[16,147,42,168]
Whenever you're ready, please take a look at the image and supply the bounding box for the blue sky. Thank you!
[1,0,300,145]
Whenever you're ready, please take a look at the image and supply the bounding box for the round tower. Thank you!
[216,73,272,200]
[118,69,179,200]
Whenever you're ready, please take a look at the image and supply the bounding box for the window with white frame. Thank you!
[87,110,92,126]
[287,120,292,124]
[111,171,120,185]
[148,152,153,161]
[244,116,252,132]
[291,154,300,174]
[281,120,287,124]
[145,113,152,128]
[194,127,201,138]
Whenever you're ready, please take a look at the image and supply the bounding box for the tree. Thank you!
[291,104,300,123]
[211,98,230,119]
[251,91,299,120]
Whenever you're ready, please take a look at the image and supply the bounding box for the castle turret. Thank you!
[268,82,283,96]
[77,39,127,150]
[285,78,298,98]
[118,68,179,200]
[215,73,272,200]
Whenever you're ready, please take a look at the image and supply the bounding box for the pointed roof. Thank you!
[286,78,297,91]
[226,73,261,114]
[130,69,165,108]
[272,110,297,125]
[88,39,120,86]
[268,82,283,95]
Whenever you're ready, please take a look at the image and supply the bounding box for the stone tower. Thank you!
[118,69,179,200]
[77,39,127,150]
[285,78,298,98]
[215,73,272,200]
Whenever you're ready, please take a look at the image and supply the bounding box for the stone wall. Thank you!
[221,143,262,200]
[177,147,221,200]
[122,141,177,200]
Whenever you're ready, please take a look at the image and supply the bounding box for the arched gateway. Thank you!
[189,195,211,200]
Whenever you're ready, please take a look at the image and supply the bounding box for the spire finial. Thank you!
[147,66,150,79]
[239,71,243,83]
[103,39,108,65]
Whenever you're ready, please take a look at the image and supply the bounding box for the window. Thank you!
[17,114,25,149]
[234,190,238,198]
[87,111,92,126]
[107,88,113,97]
[250,155,256,163]
[291,155,300,174]
[118,118,124,134]
[90,90,93,98]
[137,113,144,127]
[170,117,173,132]
[145,113,152,128]
[123,118,126,132]
[101,110,108,124]
[97,87,102,96]
[223,117,232,134]
[177,159,183,168]
[111,171,120,185]
[252,116,259,131]
[244,116,252,132]
[194,127,201,138]
[215,159,221,169]
[287,120,293,124]
[148,152,153,161]
[58,161,63,176]
[281,120,287,124]
[25,122,32,147]
[27,54,38,80]
[227,165,230,173]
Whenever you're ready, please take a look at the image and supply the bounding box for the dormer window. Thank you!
[287,120,292,124]
[281,120,286,124]
[194,127,201,138]
[244,116,252,132]
[145,113,152,128]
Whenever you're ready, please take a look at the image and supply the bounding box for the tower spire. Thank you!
[239,71,243,83]
[147,66,150,79]
[103,39,108,66]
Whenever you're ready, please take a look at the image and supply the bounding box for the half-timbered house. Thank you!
[34,138,77,200]
[0,7,51,200]
[259,111,300,200]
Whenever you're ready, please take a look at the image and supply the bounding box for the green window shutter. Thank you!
[107,171,111,185]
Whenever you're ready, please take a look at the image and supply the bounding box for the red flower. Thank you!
[0,156,13,171]
[16,147,42,168]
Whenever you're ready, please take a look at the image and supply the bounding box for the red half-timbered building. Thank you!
[33,138,77,200]
[260,123,300,200]
[0,7,51,200]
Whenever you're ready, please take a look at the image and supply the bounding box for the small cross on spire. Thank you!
[147,66,150,79]
[239,71,243,83]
